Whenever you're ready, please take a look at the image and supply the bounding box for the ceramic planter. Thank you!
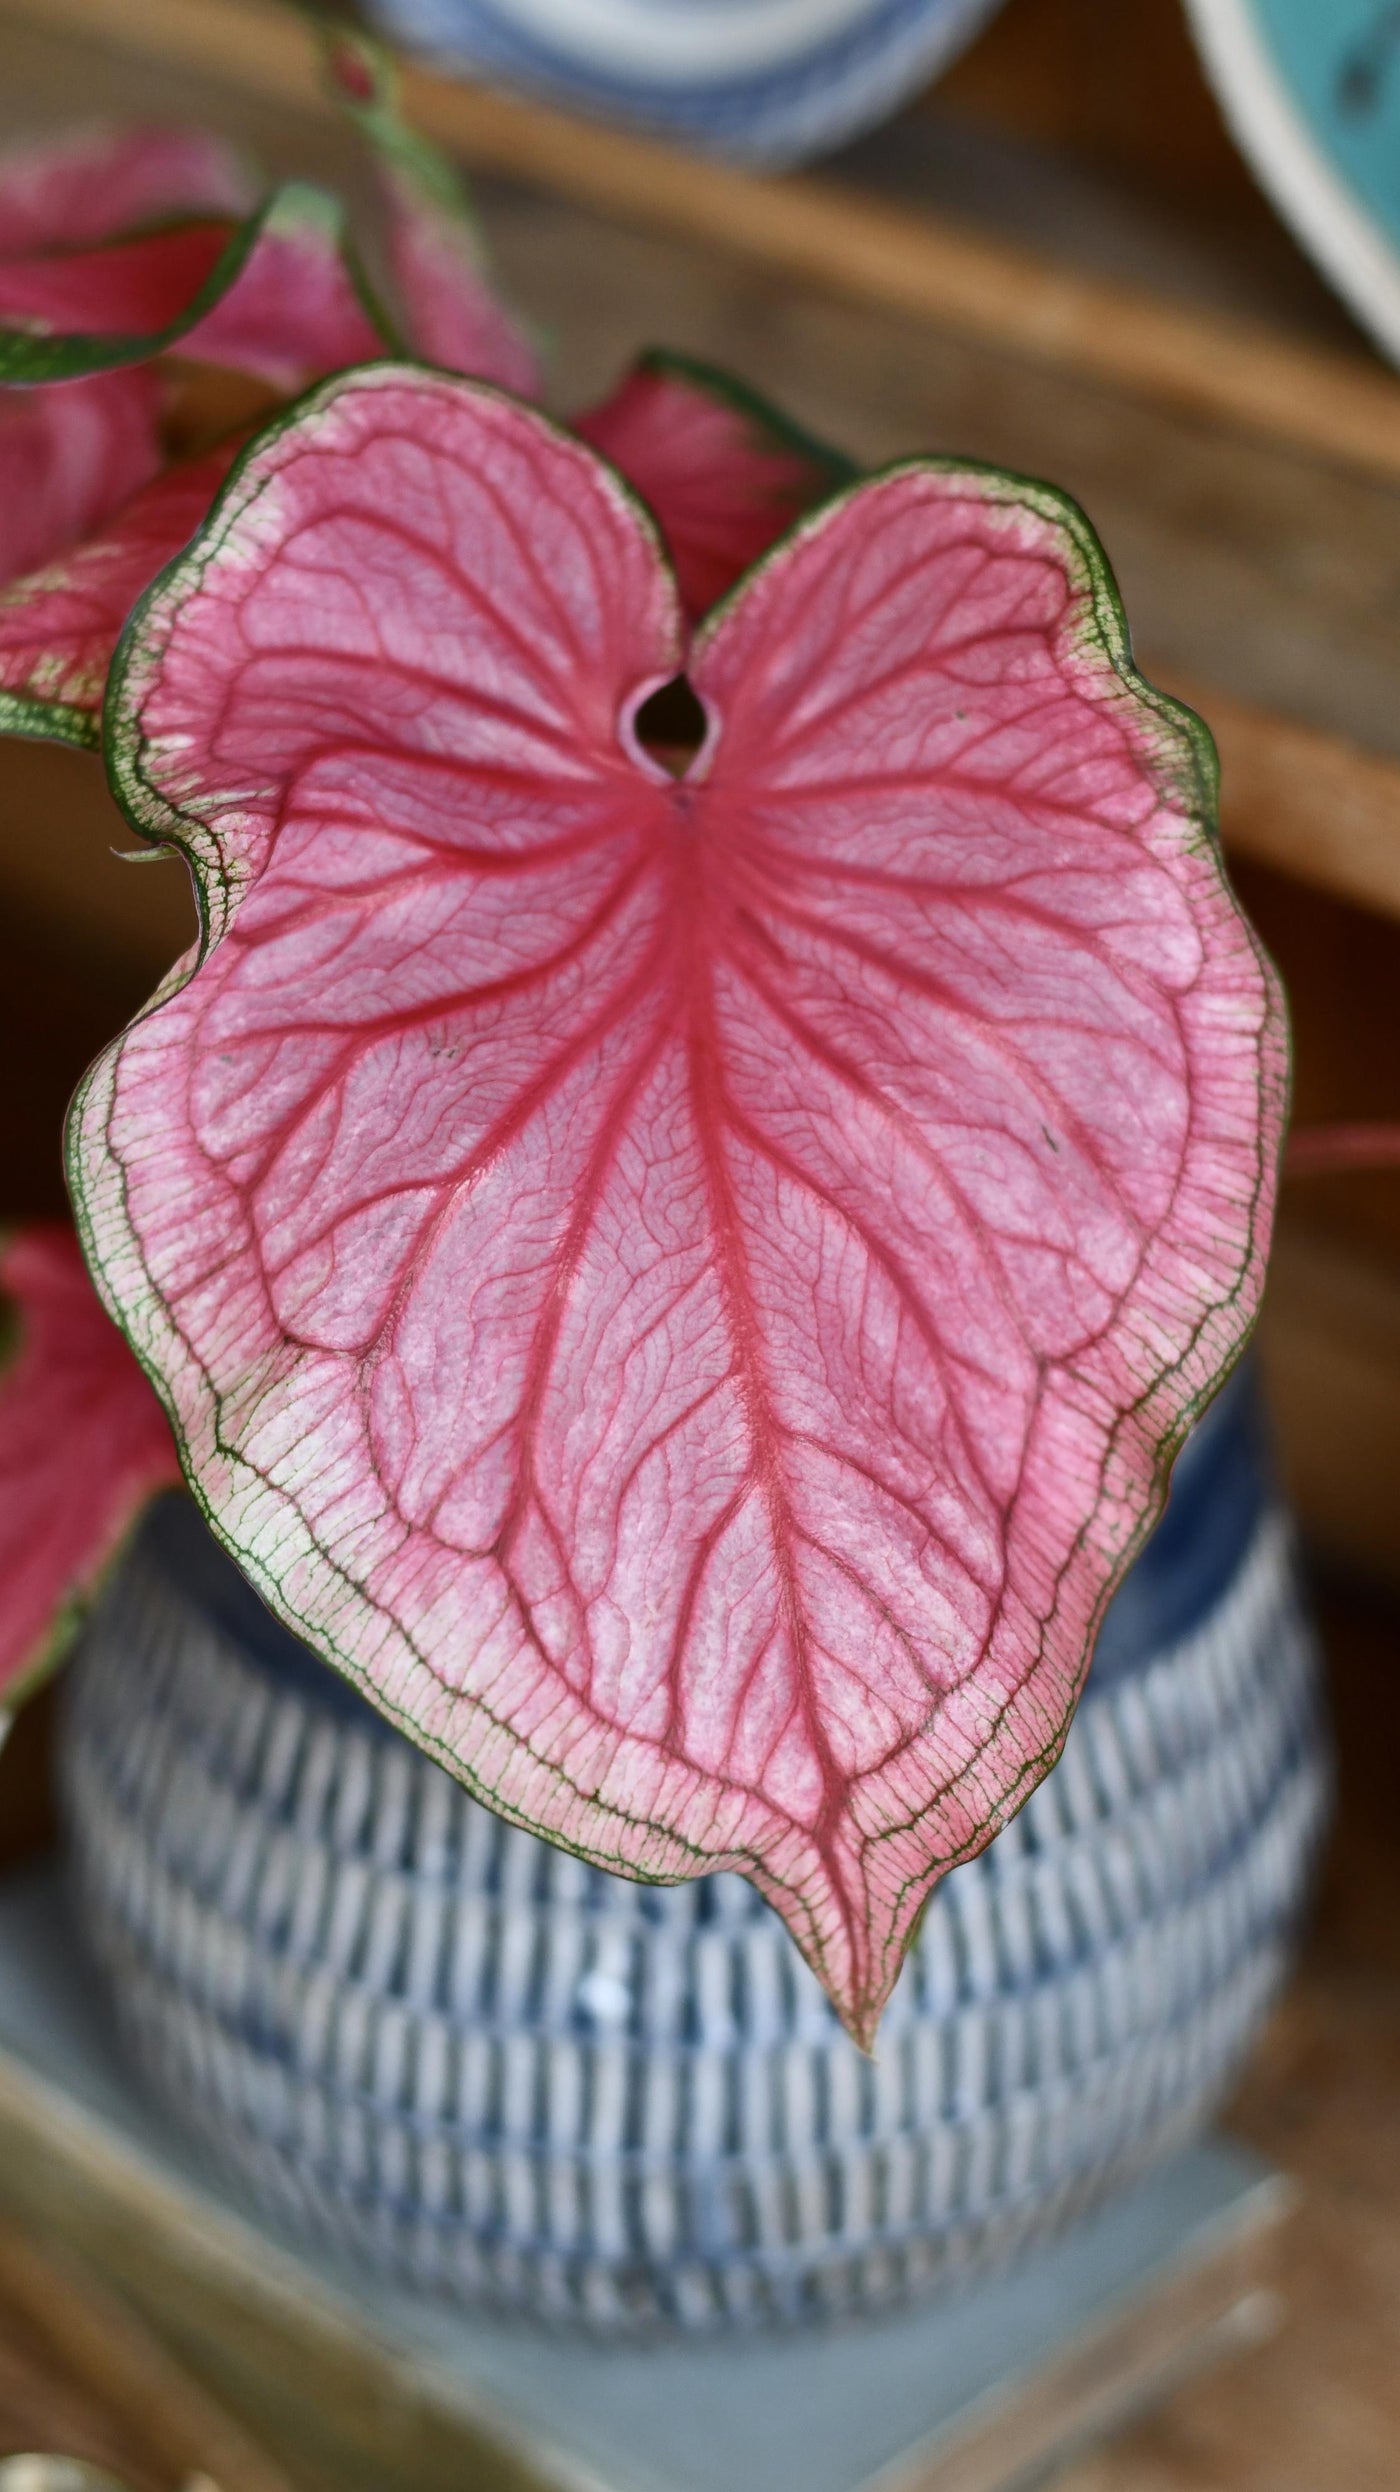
[59,1364,1326,2331]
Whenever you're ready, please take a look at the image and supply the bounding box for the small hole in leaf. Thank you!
[632,675,707,777]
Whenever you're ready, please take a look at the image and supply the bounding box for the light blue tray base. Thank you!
[0,1863,1289,2492]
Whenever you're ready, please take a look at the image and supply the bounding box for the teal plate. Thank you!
[1187,0,1400,360]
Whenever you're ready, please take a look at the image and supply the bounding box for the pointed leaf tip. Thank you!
[0,1225,181,1708]
[74,371,1286,2037]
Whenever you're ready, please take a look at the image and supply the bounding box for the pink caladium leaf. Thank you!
[0,1224,181,1711]
[179,186,392,393]
[0,435,241,742]
[0,123,256,254]
[72,370,1286,2042]
[0,219,235,372]
[322,29,541,396]
[0,185,391,388]
[0,366,163,588]
[578,350,854,619]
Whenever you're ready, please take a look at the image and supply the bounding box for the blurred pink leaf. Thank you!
[578,350,852,617]
[0,1224,180,1709]
[0,185,389,388]
[0,368,162,589]
[0,433,241,740]
[0,121,256,254]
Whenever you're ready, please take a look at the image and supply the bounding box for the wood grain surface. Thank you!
[0,2228,296,2492]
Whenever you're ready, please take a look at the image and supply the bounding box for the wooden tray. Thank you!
[0,1864,1292,2492]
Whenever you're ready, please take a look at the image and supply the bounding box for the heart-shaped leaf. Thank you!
[0,435,240,742]
[0,367,163,589]
[0,123,256,254]
[323,30,541,398]
[0,185,391,387]
[0,1225,180,1709]
[73,370,1285,2041]
[577,351,853,619]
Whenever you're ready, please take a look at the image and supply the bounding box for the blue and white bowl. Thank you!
[365,0,1010,165]
[60,1366,1327,2332]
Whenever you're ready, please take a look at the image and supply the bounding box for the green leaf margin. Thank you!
[0,180,399,385]
[688,448,1293,2008]
[67,365,1292,2035]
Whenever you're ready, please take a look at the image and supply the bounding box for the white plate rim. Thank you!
[1184,0,1400,364]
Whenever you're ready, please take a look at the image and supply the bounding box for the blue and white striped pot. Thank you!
[364,0,1010,166]
[60,1365,1327,2332]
